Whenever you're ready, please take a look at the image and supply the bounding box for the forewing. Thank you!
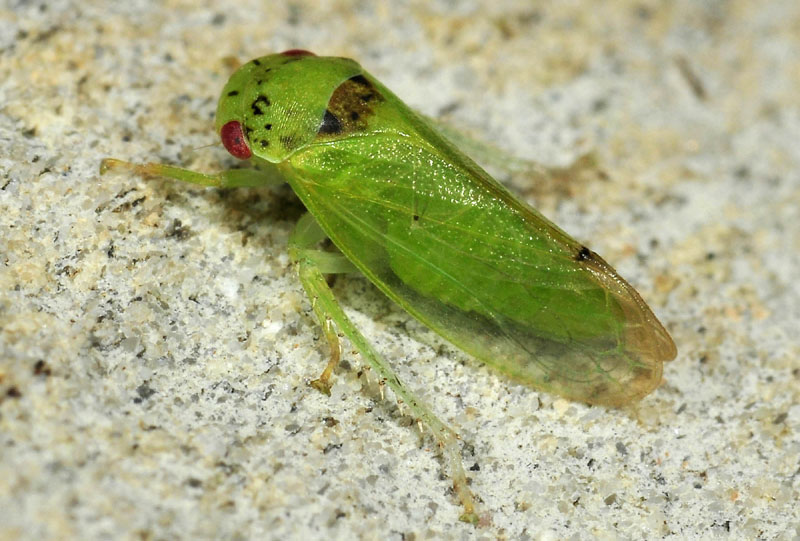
[287,132,675,406]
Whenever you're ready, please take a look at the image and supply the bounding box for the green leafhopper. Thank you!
[101,50,677,523]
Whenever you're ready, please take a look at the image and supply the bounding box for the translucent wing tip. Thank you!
[558,324,675,408]
[601,318,676,407]
[569,256,677,408]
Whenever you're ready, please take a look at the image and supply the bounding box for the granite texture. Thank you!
[1,1,799,539]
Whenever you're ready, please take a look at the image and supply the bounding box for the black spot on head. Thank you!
[251,95,271,115]
[360,93,375,102]
[252,59,261,66]
[318,109,342,135]
[265,123,272,130]
[577,246,592,261]
[227,90,239,97]
[350,111,359,121]
[413,214,420,222]
[259,139,269,148]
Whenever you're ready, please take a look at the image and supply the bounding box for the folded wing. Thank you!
[288,132,676,406]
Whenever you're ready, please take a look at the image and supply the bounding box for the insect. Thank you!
[101,50,677,523]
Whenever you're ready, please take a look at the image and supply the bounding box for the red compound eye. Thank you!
[281,49,316,57]
[220,120,251,160]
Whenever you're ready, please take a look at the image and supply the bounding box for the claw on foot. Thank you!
[99,158,127,175]
[459,510,479,525]
[99,158,166,178]
[310,377,332,396]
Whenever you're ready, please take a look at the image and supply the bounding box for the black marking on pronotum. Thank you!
[259,140,269,148]
[318,110,342,135]
[227,90,239,97]
[316,74,384,138]
[349,74,370,87]
[251,95,271,115]
[577,246,592,261]
[265,123,272,130]
[252,59,261,66]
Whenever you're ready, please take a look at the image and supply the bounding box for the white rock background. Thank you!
[1,1,798,539]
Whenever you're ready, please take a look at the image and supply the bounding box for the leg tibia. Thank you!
[288,214,359,393]
[293,251,478,523]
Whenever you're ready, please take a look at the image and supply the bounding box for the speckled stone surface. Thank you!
[1,1,799,539]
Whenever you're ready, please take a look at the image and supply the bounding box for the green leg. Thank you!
[99,158,285,188]
[104,154,480,522]
[289,213,479,524]
[289,214,357,395]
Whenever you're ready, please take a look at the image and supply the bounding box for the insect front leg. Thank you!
[288,213,479,524]
[99,158,285,188]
